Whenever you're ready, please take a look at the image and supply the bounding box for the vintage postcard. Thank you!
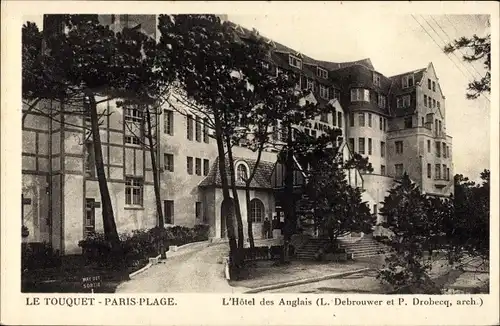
[1,1,499,325]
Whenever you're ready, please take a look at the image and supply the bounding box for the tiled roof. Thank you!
[198,156,276,189]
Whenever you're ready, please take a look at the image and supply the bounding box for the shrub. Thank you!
[22,242,61,271]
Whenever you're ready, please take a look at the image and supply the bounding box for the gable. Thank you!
[422,63,445,99]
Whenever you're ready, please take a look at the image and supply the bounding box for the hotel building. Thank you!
[21,15,453,254]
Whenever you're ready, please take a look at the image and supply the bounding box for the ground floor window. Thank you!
[125,177,143,206]
[249,198,265,223]
[85,198,96,237]
[164,200,174,224]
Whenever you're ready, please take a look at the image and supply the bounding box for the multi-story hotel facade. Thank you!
[21,15,453,254]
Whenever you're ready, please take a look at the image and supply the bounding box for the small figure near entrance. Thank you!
[263,217,271,239]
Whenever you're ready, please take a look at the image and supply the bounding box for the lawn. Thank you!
[21,255,147,293]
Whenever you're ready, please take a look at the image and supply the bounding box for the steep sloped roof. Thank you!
[198,156,276,189]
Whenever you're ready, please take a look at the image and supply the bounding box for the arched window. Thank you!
[236,162,248,183]
[249,199,265,223]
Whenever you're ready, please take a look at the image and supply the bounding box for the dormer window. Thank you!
[317,67,328,79]
[402,74,414,88]
[351,88,370,102]
[378,94,386,108]
[289,55,302,69]
[397,95,411,108]
[373,73,381,87]
[319,84,328,99]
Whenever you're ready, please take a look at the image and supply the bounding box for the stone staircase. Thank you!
[295,235,387,260]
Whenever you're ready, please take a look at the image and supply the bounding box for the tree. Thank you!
[22,15,157,249]
[444,34,491,99]
[297,135,375,241]
[377,173,444,293]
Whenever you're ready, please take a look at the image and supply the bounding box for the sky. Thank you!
[23,13,491,180]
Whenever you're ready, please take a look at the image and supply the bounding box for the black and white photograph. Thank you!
[2,1,499,325]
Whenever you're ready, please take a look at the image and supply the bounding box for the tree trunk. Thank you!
[86,91,120,248]
[282,123,295,264]
[145,107,164,228]
[246,186,255,249]
[226,138,245,249]
[145,107,166,259]
[214,115,238,277]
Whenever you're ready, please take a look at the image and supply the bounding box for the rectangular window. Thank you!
[395,164,404,178]
[443,143,447,158]
[373,204,378,216]
[331,88,340,100]
[337,112,342,128]
[432,81,436,92]
[332,109,337,125]
[424,95,428,107]
[433,99,436,108]
[124,107,143,123]
[306,79,315,91]
[427,163,432,178]
[350,113,355,127]
[421,117,425,126]
[163,109,174,135]
[125,135,141,145]
[84,199,96,237]
[351,88,370,102]
[402,75,414,88]
[378,94,386,108]
[203,118,209,143]
[381,165,386,176]
[437,101,440,110]
[289,55,302,69]
[379,117,383,130]
[320,112,328,123]
[311,130,317,138]
[164,200,174,224]
[319,84,328,99]
[428,78,432,90]
[373,73,381,87]
[436,142,441,157]
[195,158,202,176]
[402,95,411,108]
[359,113,365,127]
[368,138,372,155]
[164,153,174,172]
[381,141,386,158]
[196,202,203,221]
[404,116,413,128]
[435,164,441,179]
[317,67,328,79]
[368,113,372,127]
[383,118,387,131]
[186,115,193,140]
[358,138,365,155]
[85,142,96,178]
[195,116,202,142]
[125,177,143,206]
[349,138,355,152]
[203,159,210,176]
[443,164,447,180]
[427,140,431,152]
[395,141,403,154]
[447,168,450,181]
[447,146,450,158]
[187,156,193,175]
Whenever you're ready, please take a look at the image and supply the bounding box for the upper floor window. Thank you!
[397,95,411,108]
[330,88,340,100]
[373,73,381,87]
[164,153,174,172]
[187,156,194,174]
[424,95,428,107]
[381,141,386,158]
[432,81,436,92]
[163,109,174,135]
[395,164,404,178]
[358,113,365,127]
[351,88,370,102]
[289,55,302,69]
[349,138,355,152]
[317,67,328,79]
[337,112,342,128]
[349,113,355,127]
[124,107,143,123]
[378,94,386,108]
[432,99,436,108]
[395,141,403,154]
[319,84,328,99]
[125,177,143,206]
[404,116,413,129]
[320,112,328,123]
[368,113,372,127]
[402,74,414,88]
[85,142,95,178]
[428,78,432,90]
[437,101,440,110]
[186,115,194,140]
[358,138,365,155]
[306,79,315,91]
[203,159,210,176]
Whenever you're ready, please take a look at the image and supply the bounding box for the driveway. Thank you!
[115,243,246,293]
